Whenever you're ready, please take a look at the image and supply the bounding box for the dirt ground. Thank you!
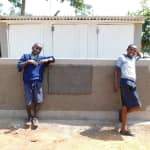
[0,119,150,150]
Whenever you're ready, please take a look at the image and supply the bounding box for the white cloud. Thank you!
[0,0,11,14]
[85,0,142,16]
[26,0,75,16]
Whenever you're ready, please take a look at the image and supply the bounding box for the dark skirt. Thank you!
[120,78,142,108]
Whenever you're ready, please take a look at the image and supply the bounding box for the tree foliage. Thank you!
[8,0,21,8]
[142,16,150,53]
[8,0,22,15]
[128,0,150,54]
[58,0,92,15]
[8,0,92,16]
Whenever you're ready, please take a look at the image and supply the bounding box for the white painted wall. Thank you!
[98,25,134,58]
[53,25,87,58]
[87,25,98,58]
[8,24,134,59]
[8,24,44,57]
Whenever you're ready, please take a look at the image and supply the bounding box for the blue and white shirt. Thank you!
[116,54,140,81]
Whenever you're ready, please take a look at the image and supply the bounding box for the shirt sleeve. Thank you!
[17,54,27,72]
[47,56,55,63]
[41,56,55,67]
[135,52,143,61]
[115,56,123,69]
[40,56,55,62]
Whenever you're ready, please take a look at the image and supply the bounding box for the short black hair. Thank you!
[127,44,137,50]
[32,43,43,51]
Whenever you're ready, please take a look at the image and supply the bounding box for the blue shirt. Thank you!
[115,54,139,81]
[17,54,55,83]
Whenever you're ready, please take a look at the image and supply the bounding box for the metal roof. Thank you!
[0,16,144,24]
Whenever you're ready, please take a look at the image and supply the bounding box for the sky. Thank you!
[0,0,150,16]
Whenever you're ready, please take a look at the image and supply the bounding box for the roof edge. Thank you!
[0,16,145,24]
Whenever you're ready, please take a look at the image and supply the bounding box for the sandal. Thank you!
[32,117,39,127]
[25,117,32,126]
[120,130,134,136]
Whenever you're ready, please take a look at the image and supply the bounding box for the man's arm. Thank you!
[136,49,143,59]
[39,56,55,64]
[17,54,27,72]
[114,66,121,92]
[19,60,38,67]
[17,54,37,72]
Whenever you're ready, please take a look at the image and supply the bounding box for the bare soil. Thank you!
[0,120,150,150]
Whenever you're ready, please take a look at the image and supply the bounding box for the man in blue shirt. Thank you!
[17,43,55,127]
[114,44,142,136]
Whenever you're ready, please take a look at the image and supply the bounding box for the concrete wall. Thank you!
[0,59,150,113]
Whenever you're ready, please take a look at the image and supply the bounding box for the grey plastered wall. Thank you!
[0,59,150,111]
[0,23,8,57]
[134,23,143,49]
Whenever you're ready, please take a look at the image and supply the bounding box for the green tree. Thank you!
[8,0,25,15]
[142,15,150,54]
[8,0,22,15]
[128,0,150,54]
[58,0,92,15]
[8,0,92,16]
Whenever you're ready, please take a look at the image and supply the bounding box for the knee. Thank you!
[122,106,127,111]
[121,106,128,114]
[128,106,140,113]
[26,104,32,108]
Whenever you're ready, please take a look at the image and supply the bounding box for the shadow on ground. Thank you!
[80,126,123,141]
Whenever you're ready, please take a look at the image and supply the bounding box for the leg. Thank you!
[33,81,43,118]
[121,106,128,131]
[119,106,140,130]
[32,81,43,126]
[26,105,33,119]
[33,102,41,118]
[120,106,140,133]
[25,105,33,126]
[119,79,141,136]
[32,102,41,127]
[127,106,140,113]
[120,105,134,136]
[24,82,33,125]
[120,105,140,136]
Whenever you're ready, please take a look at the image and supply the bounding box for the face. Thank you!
[127,48,137,58]
[32,45,42,55]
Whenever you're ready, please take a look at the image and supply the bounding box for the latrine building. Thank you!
[0,16,144,58]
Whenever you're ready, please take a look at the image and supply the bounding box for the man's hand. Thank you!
[27,60,38,66]
[135,48,143,58]
[113,83,119,92]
